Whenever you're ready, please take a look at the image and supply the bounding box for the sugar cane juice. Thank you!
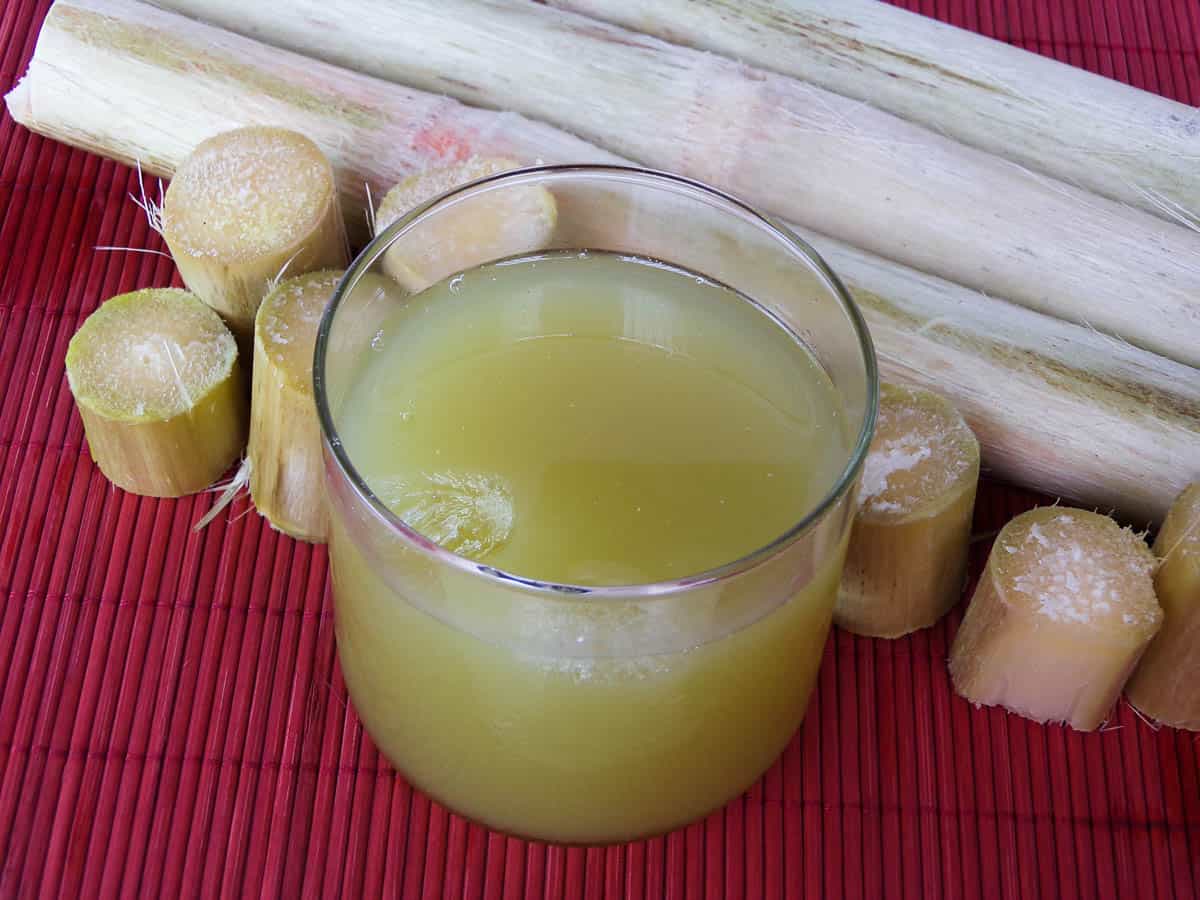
[330,251,853,843]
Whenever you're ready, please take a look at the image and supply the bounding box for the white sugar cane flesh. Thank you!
[148,0,1200,368]
[1125,484,1200,729]
[162,126,349,346]
[837,383,980,638]
[949,508,1162,731]
[375,157,556,291]
[65,287,247,497]
[7,0,1199,520]
[248,270,342,542]
[549,0,1200,224]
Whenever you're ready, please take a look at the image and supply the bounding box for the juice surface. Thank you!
[330,251,852,843]
[339,251,847,585]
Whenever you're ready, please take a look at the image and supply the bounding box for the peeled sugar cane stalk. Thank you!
[550,0,1200,224]
[8,0,1200,521]
[375,157,557,291]
[949,508,1162,731]
[162,126,349,347]
[65,287,247,497]
[804,230,1200,526]
[4,0,620,247]
[248,269,342,542]
[837,383,980,638]
[148,0,1200,368]
[1125,484,1200,729]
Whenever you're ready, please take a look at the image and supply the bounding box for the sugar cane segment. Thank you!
[949,508,1162,731]
[249,270,342,541]
[1125,484,1200,729]
[837,383,979,638]
[65,288,247,497]
[375,158,556,292]
[162,126,349,346]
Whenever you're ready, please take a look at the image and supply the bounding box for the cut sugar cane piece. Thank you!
[162,125,349,346]
[65,287,247,497]
[949,508,1162,731]
[249,269,342,541]
[375,157,556,291]
[248,267,408,539]
[837,383,979,638]
[1126,484,1200,729]
[8,0,1199,520]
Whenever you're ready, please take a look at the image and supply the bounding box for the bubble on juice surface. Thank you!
[374,471,514,558]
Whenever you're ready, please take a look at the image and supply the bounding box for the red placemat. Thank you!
[1,1,1197,897]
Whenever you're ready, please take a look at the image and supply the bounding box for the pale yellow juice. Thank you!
[330,251,851,843]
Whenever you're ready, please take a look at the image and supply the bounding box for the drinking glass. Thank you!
[315,165,877,845]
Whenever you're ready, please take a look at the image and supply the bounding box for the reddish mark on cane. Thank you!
[412,125,477,163]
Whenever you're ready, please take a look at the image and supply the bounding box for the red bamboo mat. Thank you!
[1,0,1198,897]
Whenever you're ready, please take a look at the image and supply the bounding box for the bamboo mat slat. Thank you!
[0,0,1198,897]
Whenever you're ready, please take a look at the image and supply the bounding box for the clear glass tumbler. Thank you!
[316,166,877,845]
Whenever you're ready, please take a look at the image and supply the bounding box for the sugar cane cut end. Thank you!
[66,287,237,421]
[65,287,245,497]
[949,507,1162,731]
[375,156,557,292]
[162,126,336,262]
[836,382,980,638]
[857,382,979,521]
[994,509,1159,630]
[1125,482,1200,729]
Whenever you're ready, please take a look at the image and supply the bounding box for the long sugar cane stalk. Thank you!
[6,0,619,245]
[147,0,1200,368]
[8,0,1198,521]
[803,229,1200,524]
[549,0,1200,225]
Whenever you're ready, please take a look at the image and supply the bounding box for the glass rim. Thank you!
[314,163,878,599]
